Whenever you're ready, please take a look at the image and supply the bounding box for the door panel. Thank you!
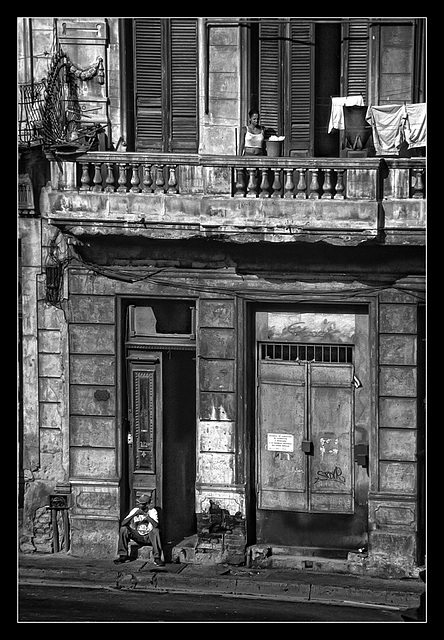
[309,364,354,513]
[258,361,307,511]
[257,359,354,515]
[127,353,162,506]
[258,367,307,510]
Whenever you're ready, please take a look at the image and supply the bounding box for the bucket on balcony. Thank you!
[266,136,285,157]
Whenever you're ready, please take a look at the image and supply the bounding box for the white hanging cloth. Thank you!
[328,95,364,133]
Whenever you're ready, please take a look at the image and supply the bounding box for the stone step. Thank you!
[266,545,351,559]
[247,544,364,573]
[267,554,350,573]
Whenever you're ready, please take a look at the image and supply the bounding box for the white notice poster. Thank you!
[267,433,294,452]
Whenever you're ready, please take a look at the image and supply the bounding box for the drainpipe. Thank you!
[118,19,134,151]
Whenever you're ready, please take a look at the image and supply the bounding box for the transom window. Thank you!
[259,342,353,364]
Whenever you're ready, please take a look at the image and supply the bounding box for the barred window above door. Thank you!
[133,18,198,152]
[260,342,353,364]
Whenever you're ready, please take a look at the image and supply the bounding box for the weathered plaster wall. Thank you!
[19,218,70,553]
[199,21,241,155]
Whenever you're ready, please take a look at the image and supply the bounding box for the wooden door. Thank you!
[308,363,354,513]
[257,357,354,514]
[127,352,163,506]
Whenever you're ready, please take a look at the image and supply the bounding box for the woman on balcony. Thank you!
[239,109,266,156]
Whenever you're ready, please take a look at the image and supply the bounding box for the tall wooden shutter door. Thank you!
[134,19,164,151]
[288,20,314,155]
[344,19,369,98]
[259,21,282,136]
[170,19,198,152]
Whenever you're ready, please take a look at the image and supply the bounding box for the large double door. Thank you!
[254,307,369,549]
[257,355,354,515]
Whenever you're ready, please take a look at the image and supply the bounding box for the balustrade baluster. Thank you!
[167,166,178,194]
[271,168,282,198]
[130,163,141,193]
[155,165,165,194]
[92,163,103,192]
[284,169,295,199]
[334,169,345,199]
[246,168,258,197]
[321,168,333,199]
[295,168,307,199]
[259,168,270,198]
[142,164,153,193]
[412,168,424,198]
[104,163,115,192]
[309,169,320,199]
[234,168,246,197]
[80,163,90,191]
[117,164,128,193]
[234,168,247,198]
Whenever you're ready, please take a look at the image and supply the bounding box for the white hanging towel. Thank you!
[328,95,364,133]
[404,103,426,149]
[365,104,407,155]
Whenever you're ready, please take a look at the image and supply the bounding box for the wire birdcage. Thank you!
[18,80,46,146]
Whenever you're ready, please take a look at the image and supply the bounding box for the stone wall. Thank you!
[367,288,424,576]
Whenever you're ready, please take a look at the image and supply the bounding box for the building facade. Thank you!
[18,17,426,578]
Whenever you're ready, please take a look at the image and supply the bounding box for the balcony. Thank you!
[41,152,426,247]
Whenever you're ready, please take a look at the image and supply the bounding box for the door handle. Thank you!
[354,443,368,467]
[301,440,313,455]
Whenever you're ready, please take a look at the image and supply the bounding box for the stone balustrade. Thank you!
[47,152,425,201]
[41,152,425,246]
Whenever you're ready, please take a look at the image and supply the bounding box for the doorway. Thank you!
[122,299,197,559]
[250,303,370,552]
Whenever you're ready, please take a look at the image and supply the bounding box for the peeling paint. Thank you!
[319,437,339,459]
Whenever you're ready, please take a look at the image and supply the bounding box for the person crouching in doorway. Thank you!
[114,493,165,566]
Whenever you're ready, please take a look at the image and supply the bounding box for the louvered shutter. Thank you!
[170,19,198,151]
[343,19,369,98]
[258,21,283,137]
[133,18,198,152]
[288,20,314,155]
[134,19,164,151]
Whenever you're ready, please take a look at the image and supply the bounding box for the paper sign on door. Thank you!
[267,433,294,452]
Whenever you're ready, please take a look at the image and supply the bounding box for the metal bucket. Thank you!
[266,140,282,157]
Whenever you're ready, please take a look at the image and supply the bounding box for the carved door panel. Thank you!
[257,358,354,514]
[127,352,163,506]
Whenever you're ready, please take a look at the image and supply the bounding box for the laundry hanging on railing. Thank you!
[365,104,406,156]
[404,103,427,150]
[365,103,426,156]
[327,95,364,133]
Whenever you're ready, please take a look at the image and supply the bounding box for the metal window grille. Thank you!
[259,342,353,364]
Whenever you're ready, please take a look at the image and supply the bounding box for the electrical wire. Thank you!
[70,244,424,303]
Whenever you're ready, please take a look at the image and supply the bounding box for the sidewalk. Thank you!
[19,552,425,613]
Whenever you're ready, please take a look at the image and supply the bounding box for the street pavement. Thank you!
[18,552,425,618]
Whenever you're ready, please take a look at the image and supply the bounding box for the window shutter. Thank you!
[378,23,415,104]
[134,19,164,151]
[258,21,283,136]
[343,19,369,98]
[170,19,198,151]
[288,20,314,155]
[134,18,198,152]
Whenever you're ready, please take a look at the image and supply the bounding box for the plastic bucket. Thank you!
[266,140,282,157]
